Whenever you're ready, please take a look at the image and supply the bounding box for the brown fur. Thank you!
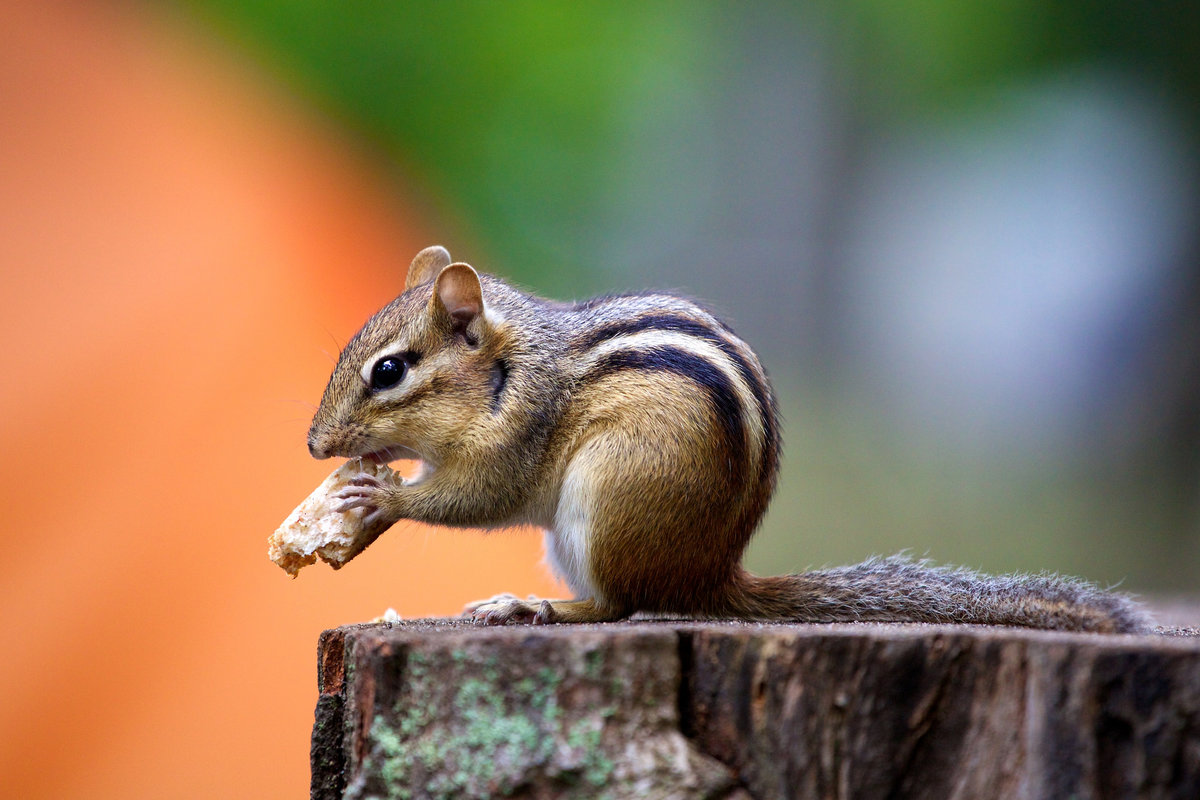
[306,246,1152,634]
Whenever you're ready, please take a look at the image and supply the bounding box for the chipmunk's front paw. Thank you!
[464,593,548,626]
[333,470,403,527]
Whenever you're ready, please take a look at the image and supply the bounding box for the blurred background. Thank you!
[2,1,1198,797]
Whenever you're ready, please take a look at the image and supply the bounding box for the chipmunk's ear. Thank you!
[431,262,484,326]
[405,245,452,290]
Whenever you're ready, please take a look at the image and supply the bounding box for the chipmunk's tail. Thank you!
[719,555,1152,634]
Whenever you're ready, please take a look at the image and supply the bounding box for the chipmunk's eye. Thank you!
[369,356,406,391]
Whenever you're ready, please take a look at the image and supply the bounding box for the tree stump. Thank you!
[311,619,1200,799]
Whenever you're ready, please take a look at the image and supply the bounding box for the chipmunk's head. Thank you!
[307,245,506,467]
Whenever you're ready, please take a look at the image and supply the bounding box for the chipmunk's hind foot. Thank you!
[463,595,626,625]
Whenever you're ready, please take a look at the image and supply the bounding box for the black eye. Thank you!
[369,356,406,391]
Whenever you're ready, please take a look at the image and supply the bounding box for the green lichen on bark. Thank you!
[348,639,624,799]
[341,627,735,800]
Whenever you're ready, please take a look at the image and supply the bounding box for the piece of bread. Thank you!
[268,459,398,576]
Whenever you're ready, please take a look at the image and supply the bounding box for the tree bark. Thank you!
[312,619,1200,800]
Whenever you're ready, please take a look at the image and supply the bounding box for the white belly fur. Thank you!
[543,459,599,601]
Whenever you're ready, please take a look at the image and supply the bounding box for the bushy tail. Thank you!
[720,555,1152,634]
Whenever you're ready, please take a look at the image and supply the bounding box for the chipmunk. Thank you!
[307,246,1151,634]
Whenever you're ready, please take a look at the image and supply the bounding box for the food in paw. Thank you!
[268,459,398,576]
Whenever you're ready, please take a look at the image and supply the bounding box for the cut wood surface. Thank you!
[312,616,1200,800]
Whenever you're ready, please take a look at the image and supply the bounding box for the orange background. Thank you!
[0,4,558,798]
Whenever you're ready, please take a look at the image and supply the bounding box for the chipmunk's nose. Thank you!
[307,435,331,460]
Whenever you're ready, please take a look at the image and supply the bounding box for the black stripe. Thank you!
[489,359,509,414]
[570,293,646,312]
[573,313,718,353]
[591,346,746,477]
[577,313,779,481]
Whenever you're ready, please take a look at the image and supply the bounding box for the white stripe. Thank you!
[581,328,766,465]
